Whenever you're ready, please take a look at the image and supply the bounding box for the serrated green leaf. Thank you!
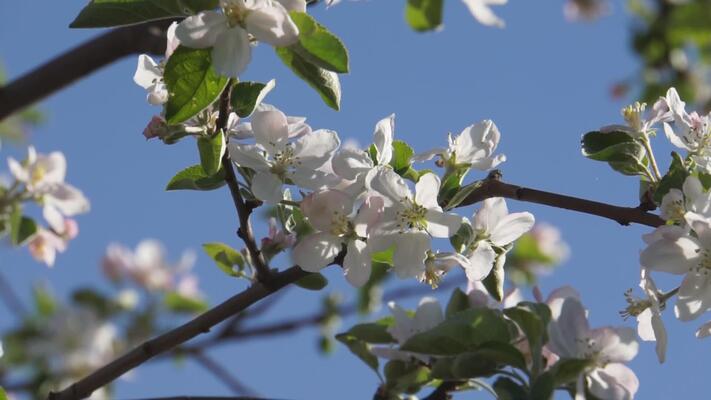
[581,130,649,177]
[164,46,229,124]
[405,0,444,32]
[202,242,245,277]
[164,291,209,313]
[70,0,218,28]
[295,273,328,290]
[401,308,512,355]
[166,165,226,191]
[275,47,341,110]
[288,12,349,73]
[389,140,415,174]
[197,130,226,176]
[231,79,276,117]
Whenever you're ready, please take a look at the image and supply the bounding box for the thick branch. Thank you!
[47,266,308,400]
[461,174,664,228]
[0,21,173,121]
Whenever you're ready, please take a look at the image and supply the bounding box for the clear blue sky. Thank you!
[0,1,700,398]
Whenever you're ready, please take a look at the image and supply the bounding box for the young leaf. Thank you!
[340,318,396,344]
[581,130,649,177]
[275,47,341,110]
[389,140,415,174]
[166,165,226,191]
[202,242,246,278]
[653,151,689,204]
[70,0,218,28]
[295,273,329,290]
[231,79,276,117]
[197,130,226,176]
[405,0,444,32]
[164,46,229,124]
[9,206,37,246]
[288,12,349,73]
[164,292,209,314]
[336,334,380,374]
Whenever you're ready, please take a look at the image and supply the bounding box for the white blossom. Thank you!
[461,0,507,28]
[633,268,668,364]
[133,22,179,105]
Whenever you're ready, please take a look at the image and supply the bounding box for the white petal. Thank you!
[300,189,354,231]
[415,173,441,210]
[391,232,429,279]
[373,114,395,165]
[228,143,271,171]
[43,205,65,233]
[175,11,228,48]
[425,209,463,238]
[293,232,342,271]
[293,129,341,170]
[664,122,691,151]
[588,364,639,400]
[473,197,508,233]
[212,26,252,78]
[463,241,496,281]
[413,297,444,332]
[695,321,711,339]
[590,327,639,363]
[412,148,447,163]
[7,157,28,182]
[365,166,412,206]
[461,0,507,28]
[547,296,590,358]
[453,119,500,165]
[252,108,290,151]
[332,148,373,181]
[44,184,90,216]
[343,240,371,287]
[353,195,385,237]
[675,272,711,321]
[275,0,306,12]
[639,236,700,274]
[251,171,284,203]
[489,212,535,246]
[245,5,299,47]
[133,55,162,89]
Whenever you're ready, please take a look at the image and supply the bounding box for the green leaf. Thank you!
[401,308,513,355]
[202,242,246,278]
[389,140,415,174]
[482,253,506,301]
[0,386,8,400]
[197,131,226,176]
[164,292,209,313]
[653,151,689,204]
[550,358,591,386]
[295,273,328,290]
[275,47,341,110]
[493,377,528,400]
[70,0,218,28]
[231,79,276,117]
[450,222,473,254]
[166,165,226,191]
[72,288,121,317]
[530,371,555,400]
[336,334,379,374]
[339,318,396,344]
[445,288,470,318]
[288,12,349,73]
[438,166,472,207]
[405,0,444,32]
[384,360,431,394]
[164,46,229,124]
[9,207,37,246]
[33,284,56,317]
[581,130,649,176]
[444,179,483,211]
[504,302,552,376]
[450,352,499,378]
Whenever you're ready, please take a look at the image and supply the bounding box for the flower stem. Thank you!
[641,135,663,182]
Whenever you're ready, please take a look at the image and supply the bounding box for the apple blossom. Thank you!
[133,22,179,105]
[27,228,68,267]
[175,0,300,77]
[228,106,340,203]
[661,87,711,171]
[461,197,535,282]
[365,168,463,279]
[420,250,471,288]
[659,176,711,224]
[564,0,608,21]
[620,268,668,363]
[261,217,296,259]
[413,119,506,170]
[293,190,384,287]
[461,0,508,28]
[547,288,639,400]
[226,103,311,141]
[371,297,444,362]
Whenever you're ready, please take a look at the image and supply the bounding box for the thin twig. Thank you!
[192,352,257,396]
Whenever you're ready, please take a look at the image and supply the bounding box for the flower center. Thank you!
[665,198,685,223]
[223,3,249,27]
[30,165,46,186]
[622,101,646,132]
[330,213,352,237]
[694,248,711,275]
[270,145,300,179]
[395,199,428,232]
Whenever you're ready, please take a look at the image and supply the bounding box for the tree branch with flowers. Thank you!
[3,0,711,399]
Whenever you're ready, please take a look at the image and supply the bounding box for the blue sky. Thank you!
[0,1,702,398]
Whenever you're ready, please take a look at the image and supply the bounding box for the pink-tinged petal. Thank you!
[175,11,227,48]
[245,5,299,47]
[425,209,463,238]
[675,272,711,321]
[353,195,385,237]
[463,241,496,281]
[343,240,371,287]
[300,189,354,231]
[391,232,429,279]
[489,211,535,246]
[293,232,342,272]
[212,26,252,78]
[590,327,639,363]
[664,122,691,151]
[639,236,700,274]
[43,205,65,233]
[251,171,284,204]
[415,173,441,210]
[373,114,394,165]
[227,143,270,171]
[133,55,162,89]
[473,197,508,233]
[588,363,639,400]
[251,108,290,151]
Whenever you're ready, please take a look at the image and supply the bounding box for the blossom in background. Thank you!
[175,0,301,77]
[461,197,534,282]
[27,227,72,267]
[547,287,639,400]
[564,0,608,21]
[467,279,523,309]
[413,119,506,170]
[294,190,384,287]
[366,169,463,279]
[461,0,508,28]
[371,297,444,362]
[133,22,179,105]
[228,106,340,203]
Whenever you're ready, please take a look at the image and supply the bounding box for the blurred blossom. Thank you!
[564,0,608,21]
[27,228,67,267]
[506,222,569,285]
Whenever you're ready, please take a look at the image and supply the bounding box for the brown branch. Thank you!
[460,172,664,228]
[0,20,174,122]
[47,266,309,400]
[192,352,257,396]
